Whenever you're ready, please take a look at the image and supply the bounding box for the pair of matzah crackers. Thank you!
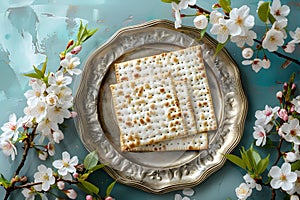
[110,45,217,151]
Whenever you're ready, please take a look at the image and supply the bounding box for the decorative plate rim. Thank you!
[74,19,248,194]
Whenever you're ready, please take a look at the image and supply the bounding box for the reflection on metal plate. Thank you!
[74,19,247,194]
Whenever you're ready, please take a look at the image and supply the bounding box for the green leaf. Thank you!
[77,21,84,41]
[0,174,11,188]
[241,148,252,171]
[84,151,99,170]
[224,154,246,170]
[23,72,41,79]
[257,154,270,174]
[268,14,276,24]
[161,0,180,3]
[33,66,44,78]
[78,180,99,195]
[291,160,300,171]
[106,180,117,197]
[257,2,270,23]
[41,57,48,75]
[219,0,231,13]
[214,37,230,57]
[199,28,207,40]
[246,147,261,171]
[89,163,106,172]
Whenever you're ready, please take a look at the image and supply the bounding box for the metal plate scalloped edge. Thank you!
[74,19,248,194]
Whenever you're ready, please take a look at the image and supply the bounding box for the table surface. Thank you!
[0,0,299,199]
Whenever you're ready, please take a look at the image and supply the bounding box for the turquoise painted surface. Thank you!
[0,0,299,199]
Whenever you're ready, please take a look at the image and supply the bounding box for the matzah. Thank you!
[132,81,208,151]
[110,76,190,151]
[115,45,217,133]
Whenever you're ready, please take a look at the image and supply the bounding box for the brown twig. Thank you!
[4,125,37,200]
[273,138,284,166]
[187,4,300,67]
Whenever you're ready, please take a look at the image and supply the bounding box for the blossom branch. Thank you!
[185,4,300,68]
[273,137,284,166]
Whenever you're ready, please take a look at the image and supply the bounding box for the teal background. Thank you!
[0,0,299,199]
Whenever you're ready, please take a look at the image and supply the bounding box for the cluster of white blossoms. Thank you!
[170,0,300,73]
[234,83,300,200]
[21,151,78,200]
[0,52,81,161]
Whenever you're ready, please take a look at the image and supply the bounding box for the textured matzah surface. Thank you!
[132,81,207,151]
[110,76,189,151]
[115,45,217,133]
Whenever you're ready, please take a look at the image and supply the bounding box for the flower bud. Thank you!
[57,181,65,190]
[64,189,77,199]
[70,111,78,118]
[278,109,288,121]
[71,45,82,54]
[292,83,297,95]
[20,176,28,183]
[242,48,254,59]
[86,195,93,200]
[38,150,48,161]
[66,40,74,49]
[283,82,288,91]
[212,3,221,9]
[73,173,79,179]
[105,196,114,200]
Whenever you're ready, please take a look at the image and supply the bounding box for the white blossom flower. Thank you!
[288,170,300,195]
[52,86,73,108]
[242,58,271,73]
[269,162,297,191]
[24,80,46,106]
[231,29,257,47]
[280,118,300,144]
[278,108,288,121]
[48,71,72,88]
[179,0,196,9]
[270,0,290,20]
[235,182,252,200]
[47,106,71,124]
[209,10,223,24]
[0,139,17,160]
[47,142,55,156]
[284,43,296,53]
[57,181,65,190]
[64,189,77,199]
[45,93,59,107]
[272,19,288,38]
[255,105,279,125]
[242,48,254,59]
[243,173,262,191]
[253,125,267,146]
[37,117,59,142]
[289,27,300,44]
[193,15,208,29]
[60,53,81,75]
[53,151,78,176]
[1,113,22,141]
[292,96,300,113]
[53,129,64,144]
[210,18,230,43]
[34,164,55,191]
[30,101,48,123]
[262,28,285,52]
[172,2,182,29]
[227,5,255,36]
[21,188,35,200]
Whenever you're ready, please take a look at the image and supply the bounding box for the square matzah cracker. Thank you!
[132,81,207,152]
[115,45,217,133]
[110,76,189,151]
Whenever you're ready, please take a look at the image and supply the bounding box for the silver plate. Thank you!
[74,19,247,194]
